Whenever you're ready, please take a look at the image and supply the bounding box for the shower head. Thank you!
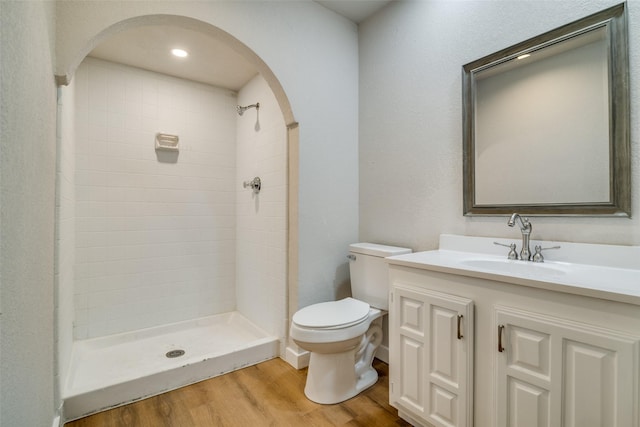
[236,103,259,116]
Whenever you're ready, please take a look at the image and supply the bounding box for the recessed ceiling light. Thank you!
[171,48,188,58]
[517,54,531,60]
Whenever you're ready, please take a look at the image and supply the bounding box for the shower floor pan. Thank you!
[63,312,279,421]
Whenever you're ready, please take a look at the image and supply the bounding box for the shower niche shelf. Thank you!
[155,133,179,152]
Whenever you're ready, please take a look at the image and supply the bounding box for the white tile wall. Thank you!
[235,75,287,341]
[74,58,239,339]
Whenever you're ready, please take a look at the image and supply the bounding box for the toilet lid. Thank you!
[293,298,370,329]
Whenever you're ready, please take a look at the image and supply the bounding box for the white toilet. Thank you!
[290,243,411,404]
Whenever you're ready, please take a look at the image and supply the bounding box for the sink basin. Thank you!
[460,259,567,276]
[385,235,640,305]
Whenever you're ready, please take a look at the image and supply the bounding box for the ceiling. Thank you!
[317,0,393,23]
[88,1,393,91]
[89,25,258,91]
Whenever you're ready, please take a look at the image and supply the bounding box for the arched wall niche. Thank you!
[55,11,301,350]
[55,1,361,323]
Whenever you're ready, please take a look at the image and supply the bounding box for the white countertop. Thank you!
[386,235,640,306]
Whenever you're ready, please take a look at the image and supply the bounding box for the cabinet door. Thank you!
[496,306,639,427]
[390,284,474,427]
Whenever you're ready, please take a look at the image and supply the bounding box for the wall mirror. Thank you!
[462,3,630,216]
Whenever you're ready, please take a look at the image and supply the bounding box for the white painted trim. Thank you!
[52,415,61,427]
[376,344,389,364]
[398,409,423,426]
[284,345,310,369]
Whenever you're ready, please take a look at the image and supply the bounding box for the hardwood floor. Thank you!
[65,358,411,427]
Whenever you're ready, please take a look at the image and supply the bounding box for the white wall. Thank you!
[73,58,238,338]
[236,74,288,345]
[359,0,640,251]
[0,1,58,425]
[55,1,360,311]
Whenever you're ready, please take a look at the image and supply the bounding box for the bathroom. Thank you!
[1,0,639,426]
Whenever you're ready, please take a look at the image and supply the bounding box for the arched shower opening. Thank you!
[54,15,296,421]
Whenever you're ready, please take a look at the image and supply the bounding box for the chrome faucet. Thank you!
[508,213,532,261]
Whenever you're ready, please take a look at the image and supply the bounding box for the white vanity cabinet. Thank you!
[496,306,639,427]
[387,260,640,427]
[389,282,474,427]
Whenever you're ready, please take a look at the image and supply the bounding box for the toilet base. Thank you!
[304,348,379,404]
[303,320,383,405]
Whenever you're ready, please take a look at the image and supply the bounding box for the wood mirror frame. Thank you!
[462,2,630,216]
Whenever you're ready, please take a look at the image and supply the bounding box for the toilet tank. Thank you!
[349,243,412,310]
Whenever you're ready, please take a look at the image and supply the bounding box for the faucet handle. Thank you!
[494,241,518,260]
[532,245,561,263]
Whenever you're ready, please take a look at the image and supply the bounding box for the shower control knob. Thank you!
[243,177,261,194]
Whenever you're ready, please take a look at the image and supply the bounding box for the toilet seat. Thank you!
[292,298,370,330]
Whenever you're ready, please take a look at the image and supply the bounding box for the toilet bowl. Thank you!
[289,243,412,405]
[290,298,384,404]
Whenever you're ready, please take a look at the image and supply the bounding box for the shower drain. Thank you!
[165,349,186,358]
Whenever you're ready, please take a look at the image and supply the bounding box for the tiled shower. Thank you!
[56,56,287,418]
